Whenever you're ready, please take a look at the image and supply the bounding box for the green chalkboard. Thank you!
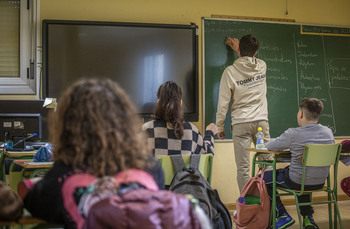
[203,18,350,139]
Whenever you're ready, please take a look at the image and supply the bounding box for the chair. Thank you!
[276,144,343,229]
[157,154,213,186]
[9,160,53,193]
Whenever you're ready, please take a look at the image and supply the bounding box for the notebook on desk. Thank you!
[26,162,53,165]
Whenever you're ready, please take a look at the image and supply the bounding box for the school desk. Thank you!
[0,149,36,185]
[12,160,53,178]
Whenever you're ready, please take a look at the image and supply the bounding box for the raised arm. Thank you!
[227,37,241,57]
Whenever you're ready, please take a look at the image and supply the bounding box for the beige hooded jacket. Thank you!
[216,56,268,132]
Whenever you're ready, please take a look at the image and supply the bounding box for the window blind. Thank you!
[0,0,20,78]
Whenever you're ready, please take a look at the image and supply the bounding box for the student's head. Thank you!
[154,81,184,138]
[297,98,324,125]
[51,78,148,177]
[239,34,259,57]
[0,181,23,221]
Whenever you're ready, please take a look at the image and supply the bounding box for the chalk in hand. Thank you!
[225,37,232,46]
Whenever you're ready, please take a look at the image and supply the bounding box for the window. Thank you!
[0,0,39,95]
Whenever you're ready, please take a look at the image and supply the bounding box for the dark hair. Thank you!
[50,78,149,177]
[239,34,259,57]
[299,98,324,121]
[153,81,184,139]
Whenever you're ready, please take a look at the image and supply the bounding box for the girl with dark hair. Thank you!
[142,81,217,156]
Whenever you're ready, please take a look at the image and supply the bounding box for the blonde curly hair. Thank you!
[50,78,149,177]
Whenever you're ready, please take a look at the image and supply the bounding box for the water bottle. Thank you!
[255,127,265,149]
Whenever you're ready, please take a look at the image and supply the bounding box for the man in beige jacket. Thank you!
[216,34,270,191]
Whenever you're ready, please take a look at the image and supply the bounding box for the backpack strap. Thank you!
[170,155,187,173]
[190,154,200,170]
[114,169,159,191]
[62,173,97,229]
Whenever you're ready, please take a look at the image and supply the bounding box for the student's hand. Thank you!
[217,131,226,140]
[206,123,218,136]
[229,38,240,53]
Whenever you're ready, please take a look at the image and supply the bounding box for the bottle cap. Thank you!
[258,127,262,131]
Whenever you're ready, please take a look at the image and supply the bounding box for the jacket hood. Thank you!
[233,56,266,78]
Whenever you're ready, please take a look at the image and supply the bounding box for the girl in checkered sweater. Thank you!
[142,81,217,157]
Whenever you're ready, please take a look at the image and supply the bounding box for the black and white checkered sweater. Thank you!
[142,120,214,157]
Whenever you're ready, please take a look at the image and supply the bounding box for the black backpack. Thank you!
[169,154,232,229]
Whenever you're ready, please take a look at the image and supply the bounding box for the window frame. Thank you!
[0,0,40,95]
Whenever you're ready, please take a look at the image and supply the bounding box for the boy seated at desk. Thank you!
[263,98,334,229]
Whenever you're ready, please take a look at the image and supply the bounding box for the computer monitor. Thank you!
[0,113,42,150]
[0,100,49,147]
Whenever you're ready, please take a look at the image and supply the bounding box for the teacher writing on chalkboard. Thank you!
[216,34,271,191]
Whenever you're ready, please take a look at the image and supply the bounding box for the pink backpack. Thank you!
[234,170,270,229]
[61,169,159,229]
[83,188,201,229]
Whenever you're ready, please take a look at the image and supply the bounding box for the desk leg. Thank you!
[9,160,16,174]
[0,152,6,184]
[9,160,24,193]
[31,169,49,178]
[334,179,337,229]
[252,153,259,177]
[272,157,277,229]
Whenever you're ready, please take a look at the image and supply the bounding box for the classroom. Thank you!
[1,0,350,228]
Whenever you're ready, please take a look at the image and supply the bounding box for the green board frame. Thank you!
[203,18,350,139]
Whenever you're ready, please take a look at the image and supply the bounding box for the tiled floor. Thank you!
[284,200,350,229]
[231,200,350,229]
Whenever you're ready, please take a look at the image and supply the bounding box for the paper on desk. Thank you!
[27,162,54,165]
[43,98,57,111]
[255,147,268,150]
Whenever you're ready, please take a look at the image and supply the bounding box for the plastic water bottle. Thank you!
[256,127,265,149]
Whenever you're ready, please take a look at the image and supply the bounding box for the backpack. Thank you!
[169,154,232,229]
[33,144,53,162]
[234,169,270,229]
[62,169,202,229]
[83,187,202,229]
[61,169,159,229]
[341,176,350,197]
[341,140,350,151]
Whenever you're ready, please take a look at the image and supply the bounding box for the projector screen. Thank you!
[42,20,198,121]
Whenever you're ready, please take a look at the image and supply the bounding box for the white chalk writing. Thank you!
[268,75,289,81]
[298,59,316,69]
[268,85,287,92]
[299,71,320,81]
[297,50,318,58]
